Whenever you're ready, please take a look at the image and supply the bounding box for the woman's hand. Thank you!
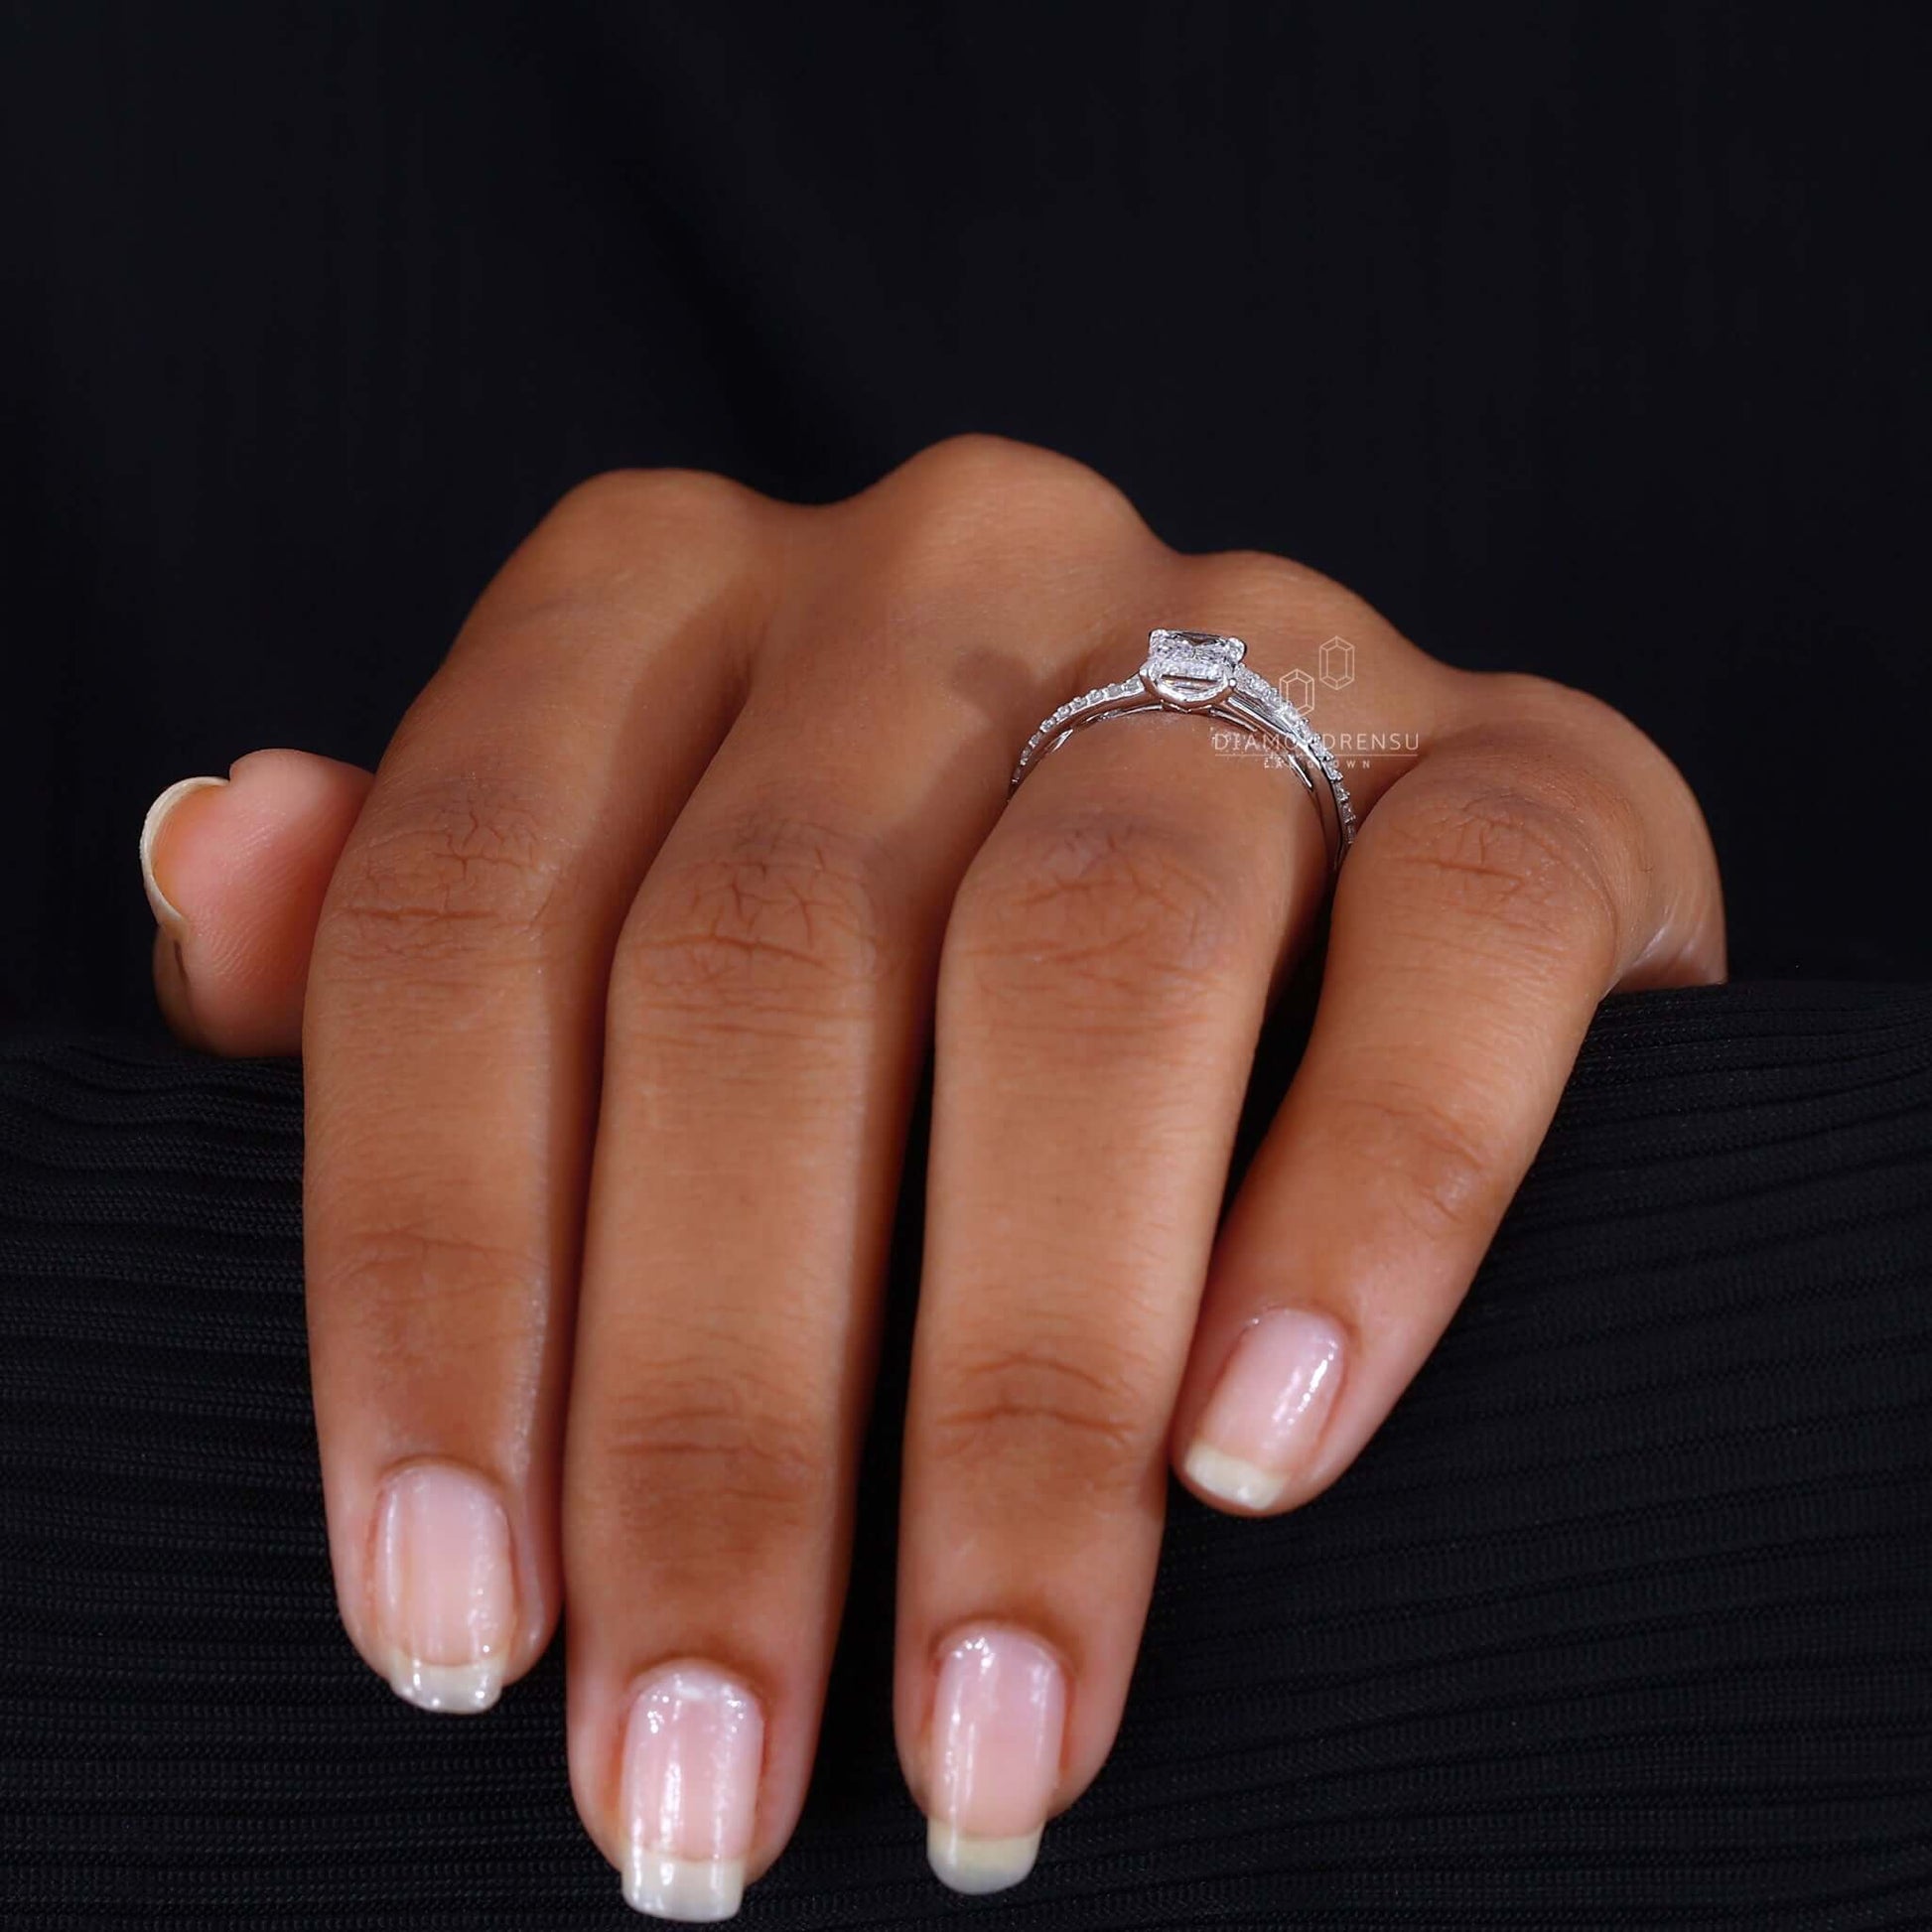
[139,438,1723,1919]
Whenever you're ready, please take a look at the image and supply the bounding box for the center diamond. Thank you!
[1144,628,1247,709]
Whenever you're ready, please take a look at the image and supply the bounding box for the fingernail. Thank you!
[370,1461,515,1713]
[1182,1307,1346,1511]
[139,775,227,931]
[619,1664,764,1921]
[924,1625,1065,1895]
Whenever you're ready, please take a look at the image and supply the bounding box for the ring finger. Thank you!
[897,605,1340,1890]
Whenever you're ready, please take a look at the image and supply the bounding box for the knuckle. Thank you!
[903,433,1113,499]
[1485,669,1693,835]
[1479,669,1577,712]
[541,466,763,553]
[927,1333,1160,1497]
[1479,670,1623,735]
[312,1216,548,1383]
[1461,675,1662,837]
[326,772,576,970]
[1193,548,1321,619]
[1180,548,1422,679]
[1325,1081,1506,1242]
[615,809,906,1028]
[1194,546,1348,624]
[952,811,1248,1006]
[503,468,770,609]
[862,435,1151,580]
[1371,782,1620,966]
[593,1364,828,1543]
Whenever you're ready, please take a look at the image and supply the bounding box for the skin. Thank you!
[141,438,1724,1899]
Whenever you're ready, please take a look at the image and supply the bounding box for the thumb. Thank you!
[141,748,372,1055]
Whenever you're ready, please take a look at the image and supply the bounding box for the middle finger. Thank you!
[559,438,1165,1917]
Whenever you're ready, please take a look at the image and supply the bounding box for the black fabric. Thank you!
[4,982,1929,1927]
[4,0,1932,1025]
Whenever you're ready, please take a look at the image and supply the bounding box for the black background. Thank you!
[4,13,1932,1924]
[4,0,1929,1035]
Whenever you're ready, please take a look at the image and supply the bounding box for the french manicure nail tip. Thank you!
[386,1650,504,1714]
[622,1852,746,1923]
[372,1462,514,1714]
[926,1821,1044,1894]
[620,1665,763,1922]
[1180,1440,1290,1511]
[924,1626,1065,1896]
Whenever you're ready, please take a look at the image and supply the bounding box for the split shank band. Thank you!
[1010,629,1358,874]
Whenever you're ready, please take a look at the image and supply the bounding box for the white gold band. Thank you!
[1009,629,1357,872]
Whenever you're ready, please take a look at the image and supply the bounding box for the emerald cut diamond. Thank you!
[1143,628,1246,710]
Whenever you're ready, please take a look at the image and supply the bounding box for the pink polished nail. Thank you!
[1183,1307,1346,1510]
[371,1461,514,1713]
[620,1664,764,1921]
[924,1625,1065,1894]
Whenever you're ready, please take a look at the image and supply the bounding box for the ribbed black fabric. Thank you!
[3,983,1930,1927]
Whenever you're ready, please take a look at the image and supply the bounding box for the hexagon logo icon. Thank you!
[1318,635,1356,690]
[1279,667,1315,713]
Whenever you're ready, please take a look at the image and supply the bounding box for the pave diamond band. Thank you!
[1010,628,1357,872]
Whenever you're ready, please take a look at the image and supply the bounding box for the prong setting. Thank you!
[1144,628,1245,709]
